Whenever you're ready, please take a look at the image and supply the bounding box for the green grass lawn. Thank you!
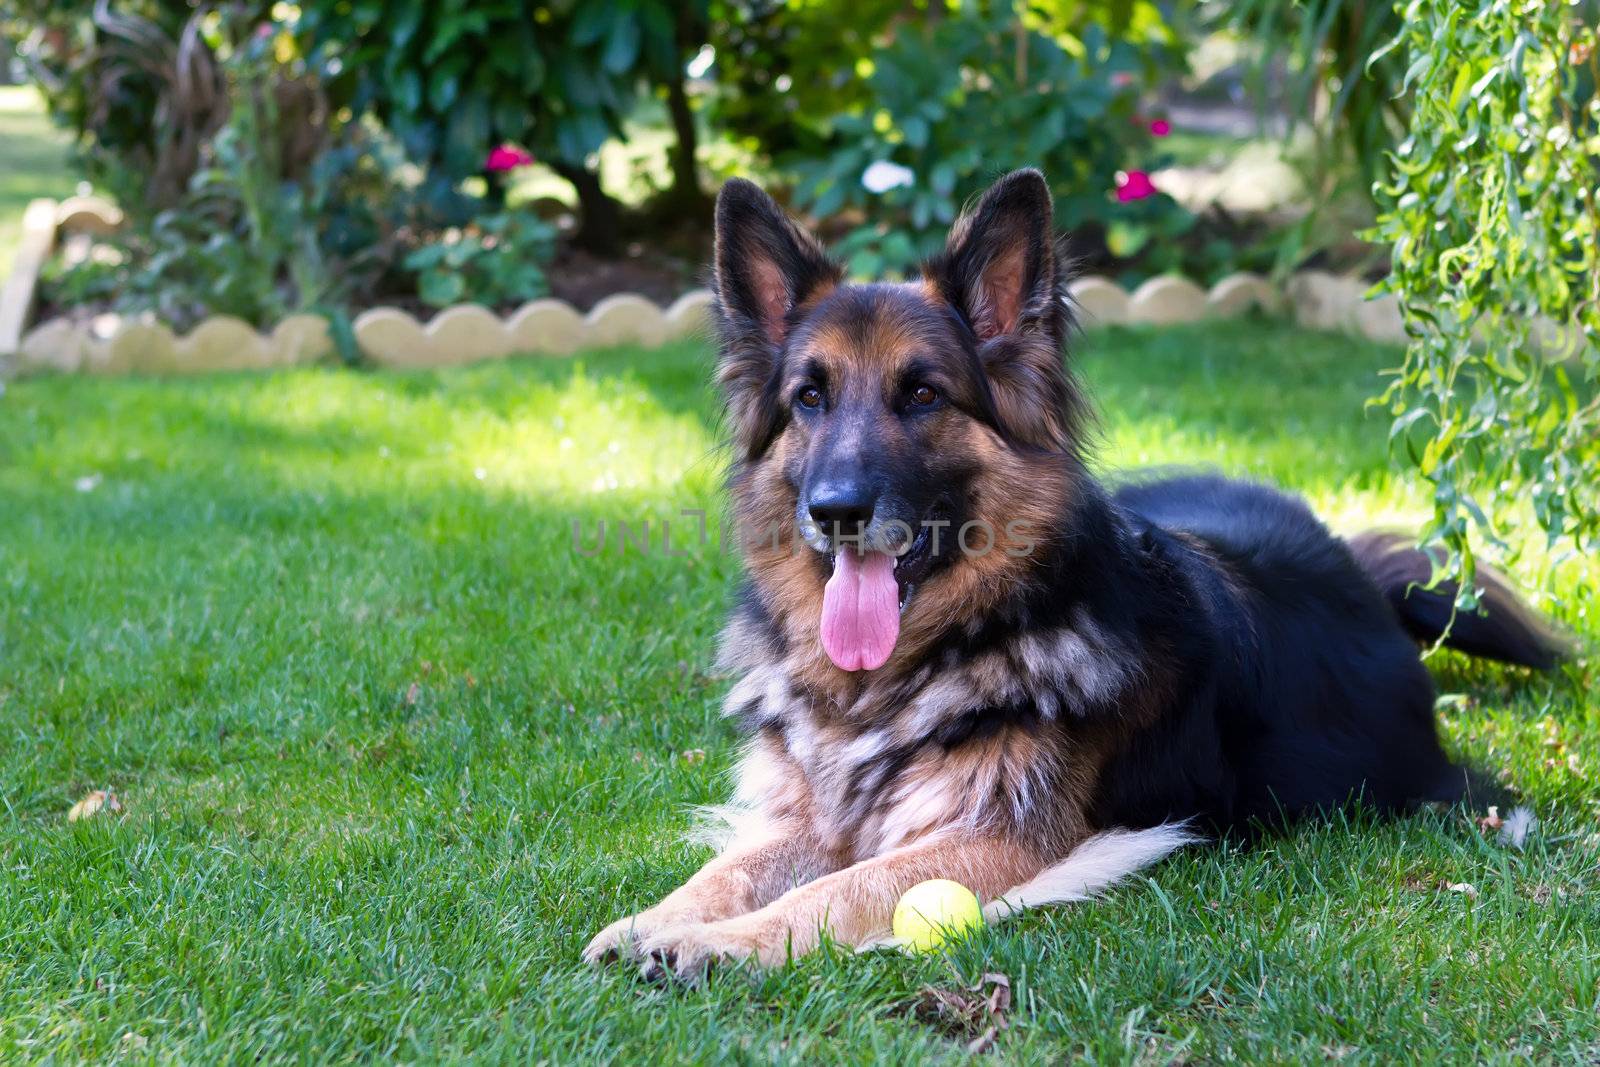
[1,322,1595,1063]
[0,87,77,274]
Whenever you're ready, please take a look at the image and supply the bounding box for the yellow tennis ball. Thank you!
[893,879,983,952]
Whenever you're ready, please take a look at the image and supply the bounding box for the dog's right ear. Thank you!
[713,179,841,455]
[924,169,1076,451]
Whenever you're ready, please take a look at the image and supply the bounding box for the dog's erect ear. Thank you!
[925,169,1078,451]
[713,178,840,347]
[713,179,841,456]
[926,168,1065,344]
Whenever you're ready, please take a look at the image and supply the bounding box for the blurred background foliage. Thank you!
[7,0,1230,326]
[2,0,1596,575]
[784,3,1193,277]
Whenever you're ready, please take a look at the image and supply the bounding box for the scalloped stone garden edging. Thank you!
[4,194,1419,378]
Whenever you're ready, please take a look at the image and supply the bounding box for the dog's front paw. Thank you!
[584,913,660,966]
[637,919,786,981]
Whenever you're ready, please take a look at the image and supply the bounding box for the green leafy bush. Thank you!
[403,211,558,309]
[299,0,706,251]
[1373,0,1599,597]
[707,0,907,159]
[301,0,683,174]
[782,6,1192,278]
[37,13,402,331]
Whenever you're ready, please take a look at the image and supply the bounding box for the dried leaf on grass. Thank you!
[1404,873,1486,899]
[68,789,123,822]
[901,971,1011,1052]
[967,1026,1000,1055]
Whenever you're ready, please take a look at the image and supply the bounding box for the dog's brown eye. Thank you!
[910,384,938,407]
[797,386,824,410]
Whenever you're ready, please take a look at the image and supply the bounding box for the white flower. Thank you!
[686,45,715,80]
[862,161,915,194]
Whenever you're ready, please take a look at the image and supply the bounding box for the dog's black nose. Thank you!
[808,482,877,534]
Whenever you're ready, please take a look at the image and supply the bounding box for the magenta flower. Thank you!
[1115,170,1157,203]
[486,145,535,173]
[1149,118,1171,137]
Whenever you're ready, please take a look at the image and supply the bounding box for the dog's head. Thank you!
[713,169,1085,677]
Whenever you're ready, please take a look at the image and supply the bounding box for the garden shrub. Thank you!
[707,0,909,160]
[779,4,1193,279]
[35,11,408,332]
[403,210,558,309]
[1373,0,1599,597]
[299,0,707,252]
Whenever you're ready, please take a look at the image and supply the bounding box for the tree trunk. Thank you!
[552,159,622,256]
[665,65,707,212]
[664,3,710,217]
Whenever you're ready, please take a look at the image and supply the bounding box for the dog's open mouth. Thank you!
[819,526,934,672]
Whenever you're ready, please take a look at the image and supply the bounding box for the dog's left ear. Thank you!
[925,169,1076,450]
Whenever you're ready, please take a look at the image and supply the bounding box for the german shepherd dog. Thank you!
[584,169,1564,978]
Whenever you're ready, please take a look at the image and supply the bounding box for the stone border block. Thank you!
[99,321,178,374]
[270,313,335,366]
[1287,271,1365,332]
[1354,292,1407,345]
[19,319,89,372]
[586,293,668,347]
[181,316,270,371]
[427,304,513,365]
[664,289,717,339]
[353,308,429,368]
[508,299,587,355]
[1206,272,1282,317]
[1128,276,1208,326]
[1068,277,1130,326]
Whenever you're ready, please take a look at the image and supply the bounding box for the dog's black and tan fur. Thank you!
[584,170,1565,976]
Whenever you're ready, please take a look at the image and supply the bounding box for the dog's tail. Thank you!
[1347,531,1568,670]
[982,823,1199,923]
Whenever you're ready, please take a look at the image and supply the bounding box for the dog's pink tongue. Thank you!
[820,549,900,671]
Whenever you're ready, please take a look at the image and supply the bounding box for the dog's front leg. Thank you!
[583,827,837,965]
[639,835,1043,977]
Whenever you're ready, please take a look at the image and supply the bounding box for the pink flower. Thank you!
[1115,170,1157,202]
[486,145,535,173]
[1110,72,1136,88]
[1149,118,1171,137]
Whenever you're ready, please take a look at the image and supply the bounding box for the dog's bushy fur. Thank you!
[584,170,1566,977]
